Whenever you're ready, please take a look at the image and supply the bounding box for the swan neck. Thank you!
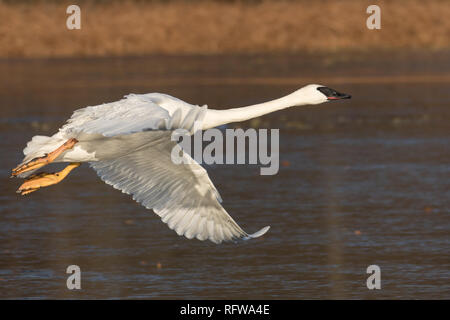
[204,94,298,129]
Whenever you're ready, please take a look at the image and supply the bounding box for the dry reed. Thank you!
[0,0,448,57]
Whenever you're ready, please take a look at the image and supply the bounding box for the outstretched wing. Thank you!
[60,93,207,137]
[90,131,270,244]
[19,93,206,172]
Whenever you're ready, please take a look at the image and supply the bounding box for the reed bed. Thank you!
[0,0,449,57]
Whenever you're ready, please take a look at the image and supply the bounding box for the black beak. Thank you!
[327,92,351,100]
[317,86,352,100]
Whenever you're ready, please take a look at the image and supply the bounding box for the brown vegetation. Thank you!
[0,0,449,57]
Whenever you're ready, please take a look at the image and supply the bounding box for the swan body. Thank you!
[15,84,350,244]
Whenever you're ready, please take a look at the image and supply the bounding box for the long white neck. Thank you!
[202,92,302,129]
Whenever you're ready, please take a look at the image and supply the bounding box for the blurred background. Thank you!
[0,0,449,299]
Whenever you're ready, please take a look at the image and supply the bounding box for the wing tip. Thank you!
[243,225,271,240]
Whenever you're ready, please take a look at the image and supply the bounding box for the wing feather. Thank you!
[60,93,208,138]
[89,132,269,244]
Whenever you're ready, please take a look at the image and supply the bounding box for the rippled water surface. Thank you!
[0,53,449,299]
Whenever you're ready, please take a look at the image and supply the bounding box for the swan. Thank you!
[11,84,351,244]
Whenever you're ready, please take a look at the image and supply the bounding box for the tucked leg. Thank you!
[17,162,81,195]
[11,138,78,177]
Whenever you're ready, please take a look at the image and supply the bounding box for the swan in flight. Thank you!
[11,84,351,244]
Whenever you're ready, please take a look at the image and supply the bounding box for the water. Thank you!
[0,53,449,299]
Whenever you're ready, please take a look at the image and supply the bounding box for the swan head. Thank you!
[291,84,351,106]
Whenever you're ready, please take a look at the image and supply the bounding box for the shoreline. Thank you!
[1,0,449,58]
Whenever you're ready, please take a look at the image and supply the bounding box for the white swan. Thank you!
[12,84,350,244]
